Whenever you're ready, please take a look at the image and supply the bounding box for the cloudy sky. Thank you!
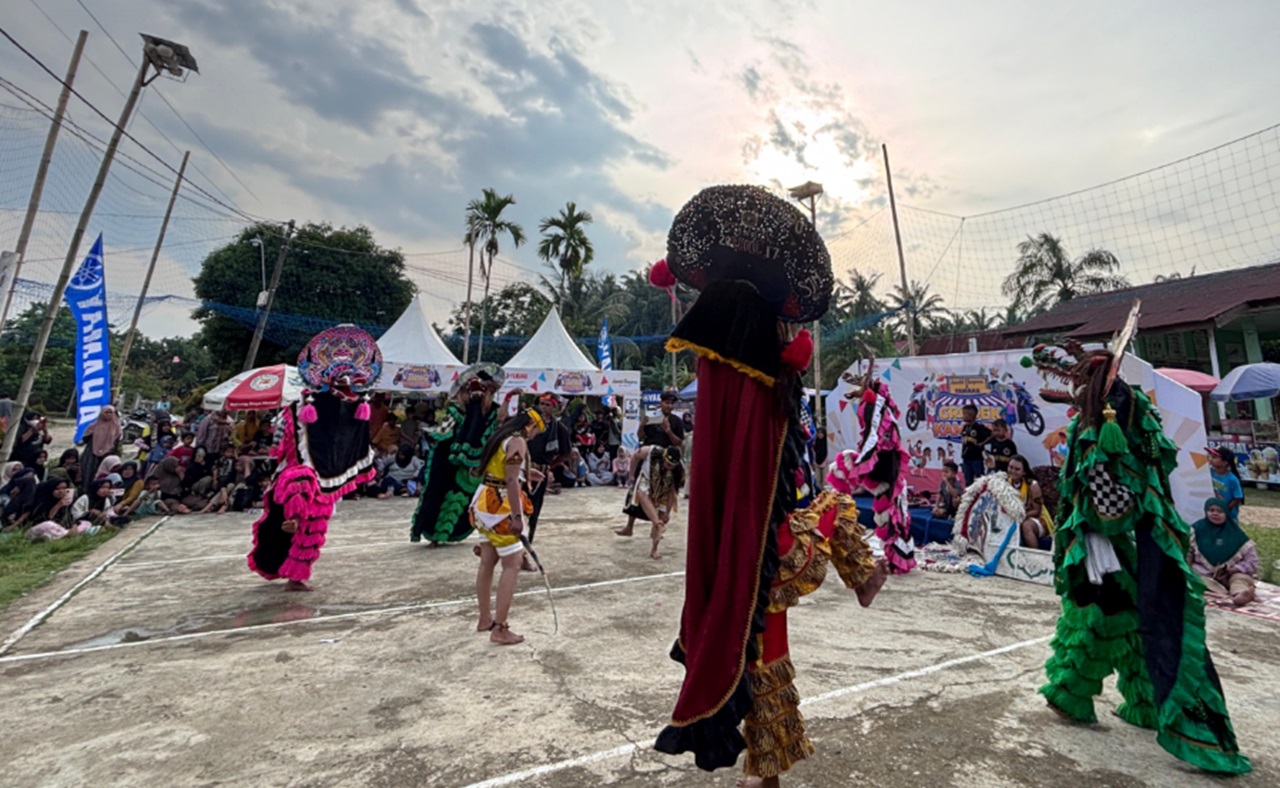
[4,0,1280,332]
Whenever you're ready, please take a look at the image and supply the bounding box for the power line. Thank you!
[69,0,260,202]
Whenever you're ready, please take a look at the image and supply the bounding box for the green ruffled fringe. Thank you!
[1044,390,1251,775]
[418,404,499,544]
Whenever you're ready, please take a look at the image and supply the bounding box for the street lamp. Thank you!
[2,32,199,462]
[248,237,268,307]
[788,181,825,428]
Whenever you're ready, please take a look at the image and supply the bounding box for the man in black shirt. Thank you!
[959,403,991,485]
[985,418,1018,475]
[526,393,572,543]
[640,390,685,448]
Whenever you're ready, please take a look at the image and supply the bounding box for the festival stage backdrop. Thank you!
[827,349,1212,523]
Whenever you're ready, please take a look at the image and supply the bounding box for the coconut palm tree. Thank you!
[538,202,595,298]
[1002,233,1129,316]
[465,188,525,361]
[888,280,947,341]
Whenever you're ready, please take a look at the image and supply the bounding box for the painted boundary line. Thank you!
[0,516,172,656]
[116,539,417,569]
[0,570,685,664]
[459,634,1054,788]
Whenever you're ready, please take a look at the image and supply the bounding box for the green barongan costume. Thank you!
[410,399,498,544]
[1041,378,1250,774]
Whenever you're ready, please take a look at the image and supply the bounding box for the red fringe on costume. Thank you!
[826,385,916,574]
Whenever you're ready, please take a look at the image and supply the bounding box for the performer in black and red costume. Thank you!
[247,324,381,591]
[654,185,886,786]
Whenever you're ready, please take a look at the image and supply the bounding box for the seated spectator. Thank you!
[1189,497,1258,607]
[1,475,38,529]
[72,478,129,527]
[1008,455,1053,549]
[932,460,964,519]
[125,476,170,518]
[372,413,402,455]
[117,461,144,508]
[378,445,424,498]
[30,478,76,527]
[232,411,260,448]
[168,432,196,467]
[30,449,48,481]
[586,443,614,486]
[612,447,631,487]
[556,448,589,488]
[50,449,82,489]
[184,447,215,496]
[149,456,207,514]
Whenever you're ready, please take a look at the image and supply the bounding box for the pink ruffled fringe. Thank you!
[827,390,916,574]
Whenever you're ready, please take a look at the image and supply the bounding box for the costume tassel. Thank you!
[299,391,318,424]
[1098,402,1127,455]
[355,397,371,421]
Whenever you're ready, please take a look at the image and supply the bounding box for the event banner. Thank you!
[827,349,1211,523]
[64,233,111,442]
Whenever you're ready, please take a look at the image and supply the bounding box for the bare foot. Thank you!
[1232,588,1256,607]
[614,528,633,537]
[650,522,666,559]
[521,556,537,573]
[477,619,494,632]
[377,492,392,499]
[855,559,888,608]
[490,623,524,646]
[281,519,299,534]
[285,580,312,592]
[471,544,481,556]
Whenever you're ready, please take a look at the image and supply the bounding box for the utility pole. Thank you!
[117,150,188,398]
[1,29,88,328]
[882,143,915,356]
[788,180,825,427]
[243,220,295,372]
[3,33,198,462]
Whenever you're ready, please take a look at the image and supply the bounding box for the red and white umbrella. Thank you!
[202,365,303,411]
[1155,367,1220,394]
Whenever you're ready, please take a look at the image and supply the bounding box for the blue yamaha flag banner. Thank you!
[597,317,612,370]
[65,233,111,442]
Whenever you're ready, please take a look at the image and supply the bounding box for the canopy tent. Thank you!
[504,309,598,372]
[376,294,465,394]
[1155,367,1219,394]
[202,365,302,411]
[501,309,643,448]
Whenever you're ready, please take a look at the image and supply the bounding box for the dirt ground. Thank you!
[0,488,1276,788]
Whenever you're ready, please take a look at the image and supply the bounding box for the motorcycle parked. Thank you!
[1008,381,1045,436]
[904,382,929,431]
[122,408,151,444]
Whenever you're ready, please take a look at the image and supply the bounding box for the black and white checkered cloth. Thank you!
[1087,465,1134,518]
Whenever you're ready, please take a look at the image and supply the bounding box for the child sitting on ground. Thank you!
[612,447,631,487]
[125,477,171,518]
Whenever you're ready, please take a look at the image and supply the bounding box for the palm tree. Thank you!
[538,202,595,298]
[465,188,525,361]
[888,280,946,341]
[1002,232,1129,316]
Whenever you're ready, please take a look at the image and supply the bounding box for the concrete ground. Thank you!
[0,487,1276,788]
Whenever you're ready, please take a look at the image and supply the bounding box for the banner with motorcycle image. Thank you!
[826,349,1211,524]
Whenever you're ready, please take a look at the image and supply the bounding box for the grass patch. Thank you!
[1245,486,1280,509]
[0,530,116,612]
[1244,524,1280,585]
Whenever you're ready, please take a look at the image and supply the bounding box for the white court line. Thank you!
[459,634,1053,788]
[0,516,171,656]
[116,540,414,569]
[0,571,685,664]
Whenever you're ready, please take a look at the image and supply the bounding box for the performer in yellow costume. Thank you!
[470,408,545,645]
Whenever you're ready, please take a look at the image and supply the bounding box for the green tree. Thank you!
[465,189,525,361]
[0,303,77,414]
[192,222,414,374]
[446,281,554,365]
[537,201,595,298]
[1002,232,1129,315]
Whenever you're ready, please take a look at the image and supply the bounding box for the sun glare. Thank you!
[743,99,877,207]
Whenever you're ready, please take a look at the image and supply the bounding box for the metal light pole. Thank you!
[249,236,267,307]
[1,30,88,329]
[243,220,296,372]
[117,149,189,398]
[2,33,198,462]
[789,180,824,427]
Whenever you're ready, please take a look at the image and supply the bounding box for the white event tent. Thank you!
[501,310,642,448]
[376,294,466,394]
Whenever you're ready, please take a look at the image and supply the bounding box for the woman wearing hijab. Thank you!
[79,406,123,490]
[93,455,122,481]
[117,462,144,508]
[1,475,38,528]
[71,478,124,526]
[232,411,260,448]
[1189,498,1259,608]
[30,478,75,526]
[50,449,82,488]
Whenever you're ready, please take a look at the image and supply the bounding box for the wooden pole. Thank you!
[808,194,824,427]
[1,30,88,328]
[462,229,475,364]
[3,53,151,462]
[882,143,915,356]
[117,150,188,398]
